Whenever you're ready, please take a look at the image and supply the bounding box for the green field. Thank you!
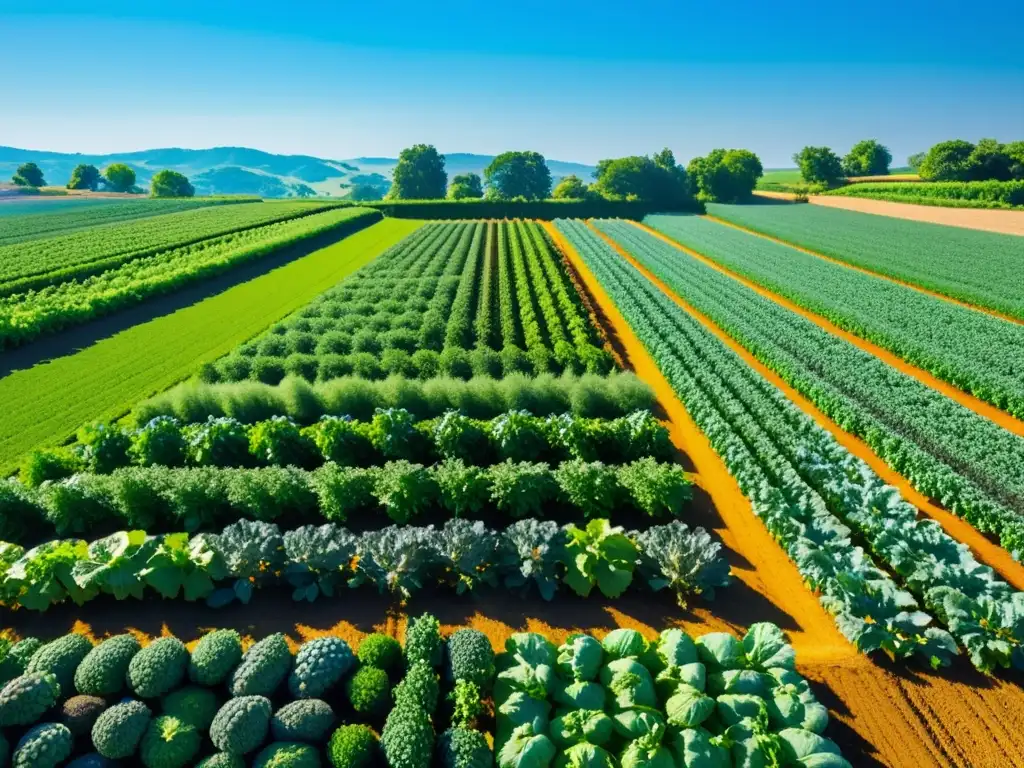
[0,218,421,472]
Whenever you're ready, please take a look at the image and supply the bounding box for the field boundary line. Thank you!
[543,222,855,662]
[632,220,1024,438]
[701,212,1024,326]
[588,221,1024,593]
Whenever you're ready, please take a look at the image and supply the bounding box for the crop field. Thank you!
[706,202,1024,318]
[3,203,1024,767]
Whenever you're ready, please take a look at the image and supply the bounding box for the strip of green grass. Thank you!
[0,218,422,473]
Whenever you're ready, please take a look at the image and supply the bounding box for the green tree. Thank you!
[387,144,447,199]
[484,151,552,200]
[347,183,384,201]
[792,146,844,186]
[687,149,763,202]
[104,163,137,193]
[967,138,1012,181]
[67,164,102,190]
[907,152,926,172]
[595,153,692,207]
[447,172,484,199]
[1006,141,1024,180]
[552,174,589,199]
[12,162,45,187]
[918,140,976,181]
[842,140,892,176]
[150,170,195,198]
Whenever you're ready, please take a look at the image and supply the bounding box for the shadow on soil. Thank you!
[0,219,376,379]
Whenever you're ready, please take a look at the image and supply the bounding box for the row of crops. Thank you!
[556,219,1024,675]
[0,197,258,248]
[705,202,1024,320]
[0,207,379,349]
[645,213,1024,419]
[590,220,1024,564]
[0,616,849,768]
[203,221,613,385]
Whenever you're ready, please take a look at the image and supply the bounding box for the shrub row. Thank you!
[332,198,703,219]
[824,179,1024,208]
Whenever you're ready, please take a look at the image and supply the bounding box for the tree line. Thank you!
[792,138,1024,186]
[9,162,195,198]
[383,144,766,206]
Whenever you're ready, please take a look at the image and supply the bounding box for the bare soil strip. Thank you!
[632,220,1024,440]
[702,211,1024,328]
[591,222,1024,593]
[809,195,1024,237]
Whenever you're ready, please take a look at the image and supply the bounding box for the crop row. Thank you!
[596,219,1024,561]
[647,213,1024,418]
[2,457,692,544]
[0,197,257,247]
[557,219,1024,673]
[27,409,672,483]
[204,221,613,386]
[824,179,1024,208]
[0,613,485,768]
[0,517,727,609]
[133,371,655,425]
[0,200,338,294]
[704,202,1024,320]
[0,207,379,349]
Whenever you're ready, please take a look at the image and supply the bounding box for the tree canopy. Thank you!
[484,151,552,200]
[552,174,589,199]
[918,140,978,181]
[104,163,137,193]
[12,162,45,187]
[917,138,1024,181]
[842,140,892,176]
[67,164,102,191]
[593,149,692,207]
[793,146,844,186]
[150,169,195,198]
[907,152,926,172]
[687,149,763,202]
[447,172,484,200]
[387,144,447,199]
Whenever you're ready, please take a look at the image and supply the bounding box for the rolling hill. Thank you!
[0,146,598,199]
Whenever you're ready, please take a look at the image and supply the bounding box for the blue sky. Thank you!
[1,0,1021,166]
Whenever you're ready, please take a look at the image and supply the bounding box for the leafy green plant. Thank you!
[433,459,491,517]
[432,411,490,463]
[373,461,438,523]
[562,519,638,598]
[71,530,155,600]
[489,411,548,462]
[553,460,621,517]
[186,418,250,467]
[351,526,441,598]
[488,461,557,518]
[312,463,375,522]
[501,519,566,601]
[77,423,133,474]
[283,524,357,602]
[309,416,374,466]
[4,539,93,611]
[436,519,501,594]
[369,408,426,461]
[130,416,187,467]
[248,416,319,468]
[617,458,691,517]
[206,520,285,607]
[633,522,729,607]
[139,532,225,601]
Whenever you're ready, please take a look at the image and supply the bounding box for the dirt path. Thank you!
[592,222,1024,594]
[808,195,1024,236]
[631,221,1024,440]
[703,212,1024,328]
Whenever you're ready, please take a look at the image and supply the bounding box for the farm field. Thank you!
[2,208,1024,768]
[645,213,1024,420]
[823,179,1024,209]
[706,202,1024,314]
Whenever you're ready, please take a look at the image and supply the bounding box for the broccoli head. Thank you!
[446,629,495,689]
[288,636,354,699]
[394,661,439,713]
[0,671,61,726]
[437,727,492,768]
[356,634,402,675]
[26,633,93,693]
[75,634,141,697]
[91,699,152,759]
[127,637,188,698]
[404,614,442,668]
[253,741,321,768]
[12,723,74,768]
[210,695,272,755]
[190,629,243,686]
[0,637,42,686]
[230,634,292,697]
[327,724,377,768]
[139,714,202,768]
[381,701,435,768]
[346,666,390,716]
[162,685,220,730]
[271,698,336,743]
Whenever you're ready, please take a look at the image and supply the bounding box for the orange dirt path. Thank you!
[592,221,1024,593]
[702,212,1024,328]
[809,194,1024,237]
[631,220,1024,440]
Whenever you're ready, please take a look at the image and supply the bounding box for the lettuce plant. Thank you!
[248,416,319,468]
[309,416,374,466]
[490,411,548,462]
[433,459,491,517]
[186,417,250,467]
[139,532,225,601]
[617,458,692,518]
[488,461,557,519]
[433,411,489,463]
[71,530,155,600]
[562,520,637,599]
[553,460,621,518]
[372,461,438,524]
[130,416,187,468]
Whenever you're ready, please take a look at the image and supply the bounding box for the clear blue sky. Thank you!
[1,0,1021,166]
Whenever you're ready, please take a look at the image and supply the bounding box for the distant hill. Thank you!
[0,146,598,199]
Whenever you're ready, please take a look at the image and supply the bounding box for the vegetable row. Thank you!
[0,207,378,349]
[26,408,673,482]
[647,213,1024,419]
[0,200,336,294]
[0,517,728,609]
[703,202,1024,321]
[203,220,613,387]
[594,220,1024,565]
[558,219,1024,674]
[3,456,692,544]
